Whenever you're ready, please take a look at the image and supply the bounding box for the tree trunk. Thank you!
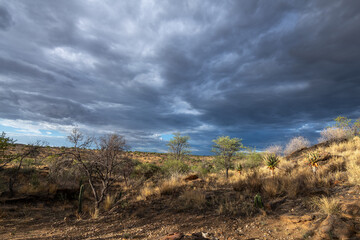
[226,168,229,179]
[8,177,14,197]
[123,172,128,187]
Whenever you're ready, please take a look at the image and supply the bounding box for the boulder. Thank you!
[184,174,199,181]
[160,232,184,240]
[313,215,355,240]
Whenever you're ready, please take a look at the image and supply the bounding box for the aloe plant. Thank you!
[307,151,322,175]
[254,193,263,208]
[263,153,280,176]
[236,163,243,175]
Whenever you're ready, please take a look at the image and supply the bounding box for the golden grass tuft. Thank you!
[159,174,184,195]
[347,160,360,185]
[311,196,341,215]
[317,136,360,186]
[89,207,99,219]
[137,183,160,201]
[104,194,116,211]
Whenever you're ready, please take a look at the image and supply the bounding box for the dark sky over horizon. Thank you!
[1,0,360,154]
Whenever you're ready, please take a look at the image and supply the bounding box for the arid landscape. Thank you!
[1,1,360,239]
[1,119,360,240]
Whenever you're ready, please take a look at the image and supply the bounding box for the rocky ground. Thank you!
[0,182,359,240]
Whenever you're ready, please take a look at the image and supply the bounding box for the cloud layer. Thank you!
[1,0,360,153]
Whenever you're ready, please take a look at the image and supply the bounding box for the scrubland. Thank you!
[0,135,360,239]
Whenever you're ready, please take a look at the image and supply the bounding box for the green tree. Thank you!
[167,132,191,161]
[0,132,16,169]
[212,136,243,179]
[334,116,352,130]
[352,118,360,136]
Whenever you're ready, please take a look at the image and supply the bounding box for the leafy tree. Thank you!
[0,132,16,169]
[334,116,352,130]
[212,136,243,179]
[167,132,191,161]
[8,141,44,196]
[0,132,44,196]
[352,118,360,136]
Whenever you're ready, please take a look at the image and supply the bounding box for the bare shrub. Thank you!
[284,136,310,155]
[318,127,350,143]
[60,129,132,211]
[265,145,283,155]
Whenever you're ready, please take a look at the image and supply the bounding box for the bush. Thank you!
[191,161,214,176]
[284,136,310,155]
[241,152,263,169]
[318,127,351,143]
[162,159,189,174]
[132,162,162,179]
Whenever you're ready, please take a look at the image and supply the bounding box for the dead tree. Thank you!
[65,129,131,211]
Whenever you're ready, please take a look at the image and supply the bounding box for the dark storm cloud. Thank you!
[0,6,12,30]
[1,0,360,153]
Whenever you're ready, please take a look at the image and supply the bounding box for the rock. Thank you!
[264,197,287,211]
[161,232,218,240]
[313,215,355,240]
[184,174,199,181]
[183,232,219,240]
[160,232,184,240]
[280,214,314,223]
[341,201,360,218]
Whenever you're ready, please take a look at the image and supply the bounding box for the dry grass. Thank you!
[317,136,360,186]
[216,194,254,216]
[278,158,296,175]
[89,207,99,219]
[311,196,341,215]
[217,197,238,215]
[159,174,184,195]
[178,190,206,210]
[347,160,360,185]
[233,170,262,194]
[137,183,160,201]
[262,178,282,197]
[104,194,116,211]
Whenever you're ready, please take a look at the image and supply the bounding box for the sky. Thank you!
[1,0,360,154]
